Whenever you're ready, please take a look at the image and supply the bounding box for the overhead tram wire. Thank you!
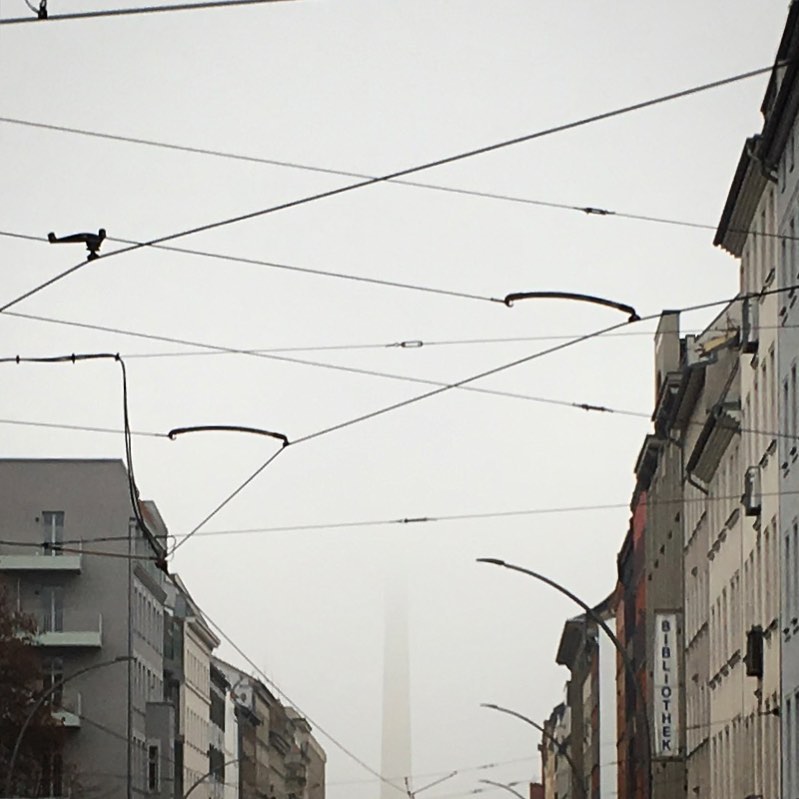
[0,352,167,569]
[0,0,299,25]
[0,60,785,314]
[160,571,400,795]
[172,281,799,552]
[23,484,799,551]
[4,107,799,244]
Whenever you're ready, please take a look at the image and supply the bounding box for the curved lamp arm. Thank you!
[480,703,584,799]
[5,655,132,795]
[476,558,652,799]
[183,757,239,799]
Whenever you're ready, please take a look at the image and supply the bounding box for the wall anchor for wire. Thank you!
[47,228,106,260]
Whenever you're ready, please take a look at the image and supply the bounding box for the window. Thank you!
[793,520,799,621]
[147,742,160,792]
[41,511,64,555]
[40,585,64,632]
[43,657,64,706]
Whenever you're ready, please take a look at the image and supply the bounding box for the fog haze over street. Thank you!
[0,3,788,797]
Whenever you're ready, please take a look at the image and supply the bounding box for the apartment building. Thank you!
[165,574,221,799]
[286,708,326,799]
[755,7,799,795]
[216,659,327,799]
[553,594,616,799]
[615,489,647,799]
[0,458,171,797]
[210,663,230,799]
[714,23,792,792]
[540,701,572,799]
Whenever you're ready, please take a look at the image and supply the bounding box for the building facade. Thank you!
[166,575,221,799]
[0,458,170,797]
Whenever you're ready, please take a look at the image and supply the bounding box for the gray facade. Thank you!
[0,458,169,797]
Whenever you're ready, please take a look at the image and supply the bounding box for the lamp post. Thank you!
[183,758,239,799]
[476,558,652,799]
[5,655,133,796]
[478,779,527,799]
[480,703,584,799]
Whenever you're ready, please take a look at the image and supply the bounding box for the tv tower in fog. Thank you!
[380,562,412,799]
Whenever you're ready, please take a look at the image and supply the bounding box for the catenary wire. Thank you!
[167,575,402,796]
[0,352,166,567]
[0,229,501,307]
[0,417,166,437]
[8,486,799,550]
[0,61,784,314]
[0,307,664,416]
[3,106,799,244]
[0,0,299,25]
[172,281,799,552]
[5,287,794,555]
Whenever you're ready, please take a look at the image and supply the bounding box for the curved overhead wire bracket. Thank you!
[503,290,640,322]
[167,424,289,447]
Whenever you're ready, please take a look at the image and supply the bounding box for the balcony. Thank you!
[34,611,102,648]
[0,541,82,573]
[52,691,82,728]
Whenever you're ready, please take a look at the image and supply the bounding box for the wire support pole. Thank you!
[479,704,585,799]
[0,0,297,25]
[475,558,653,799]
[4,656,132,796]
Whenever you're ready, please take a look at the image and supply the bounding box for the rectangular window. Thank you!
[794,521,799,620]
[147,742,160,791]
[41,511,64,555]
[41,586,64,632]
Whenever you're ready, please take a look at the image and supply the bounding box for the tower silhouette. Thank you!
[380,559,412,799]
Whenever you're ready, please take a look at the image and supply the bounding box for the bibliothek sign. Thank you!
[653,612,681,757]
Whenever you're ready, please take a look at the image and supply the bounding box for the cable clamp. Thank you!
[399,340,424,349]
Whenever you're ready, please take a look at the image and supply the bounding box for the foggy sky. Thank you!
[0,2,789,798]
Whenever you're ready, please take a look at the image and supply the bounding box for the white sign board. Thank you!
[653,612,680,757]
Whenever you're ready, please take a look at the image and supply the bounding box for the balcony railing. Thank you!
[51,690,82,728]
[0,541,82,572]
[35,611,102,648]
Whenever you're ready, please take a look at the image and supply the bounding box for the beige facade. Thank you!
[715,141,783,799]
[168,575,221,799]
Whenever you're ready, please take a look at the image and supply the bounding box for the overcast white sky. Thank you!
[0,2,790,798]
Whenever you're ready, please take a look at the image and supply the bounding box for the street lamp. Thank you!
[4,655,133,795]
[479,703,584,799]
[478,778,527,799]
[476,558,652,799]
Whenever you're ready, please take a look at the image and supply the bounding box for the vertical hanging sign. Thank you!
[653,612,681,757]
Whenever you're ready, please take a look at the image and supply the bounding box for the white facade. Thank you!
[183,615,218,799]
[775,62,799,799]
[716,157,782,798]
